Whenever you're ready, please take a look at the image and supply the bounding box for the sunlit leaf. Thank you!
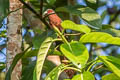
[80,32,120,45]
[61,20,91,33]
[35,36,54,80]
[60,41,89,68]
[99,56,120,78]
[72,71,95,80]
[102,73,120,80]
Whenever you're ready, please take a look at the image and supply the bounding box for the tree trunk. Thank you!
[6,0,23,80]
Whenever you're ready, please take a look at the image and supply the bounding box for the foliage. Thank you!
[0,0,120,80]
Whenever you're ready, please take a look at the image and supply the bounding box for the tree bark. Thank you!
[6,0,23,80]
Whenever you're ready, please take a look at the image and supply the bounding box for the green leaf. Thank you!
[23,49,38,58]
[85,0,98,10]
[43,60,56,74]
[72,71,95,80]
[21,61,36,80]
[0,0,9,25]
[78,7,102,29]
[100,56,120,66]
[99,56,120,78]
[101,10,107,21]
[0,62,5,72]
[46,0,56,5]
[80,32,120,45]
[102,73,120,80]
[61,20,91,33]
[60,41,89,68]
[45,64,65,80]
[99,28,120,37]
[35,36,54,80]
[5,47,30,80]
[32,32,48,49]
[56,5,102,29]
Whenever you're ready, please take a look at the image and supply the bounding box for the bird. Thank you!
[43,9,63,31]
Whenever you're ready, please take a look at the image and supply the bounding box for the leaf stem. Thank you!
[53,26,69,45]
[64,67,81,72]
[87,61,96,71]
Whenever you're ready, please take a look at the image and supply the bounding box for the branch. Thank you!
[40,0,43,16]
[19,0,50,28]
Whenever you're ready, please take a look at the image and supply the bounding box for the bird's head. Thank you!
[43,9,55,18]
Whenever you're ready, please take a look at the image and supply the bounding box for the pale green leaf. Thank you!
[80,32,120,45]
[102,73,120,80]
[61,20,91,33]
[60,41,89,68]
[35,37,54,80]
[72,71,95,80]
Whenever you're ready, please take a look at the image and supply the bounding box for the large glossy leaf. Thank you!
[61,20,91,33]
[60,41,89,68]
[72,71,95,80]
[35,36,54,80]
[0,0,9,25]
[80,32,120,45]
[99,56,120,78]
[45,64,65,80]
[56,5,102,29]
[102,73,120,80]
